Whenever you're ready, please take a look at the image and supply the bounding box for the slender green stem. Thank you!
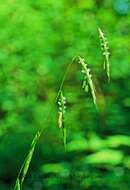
[14,57,75,190]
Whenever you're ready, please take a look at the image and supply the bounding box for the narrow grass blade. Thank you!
[14,131,41,189]
[20,131,41,185]
[14,179,21,190]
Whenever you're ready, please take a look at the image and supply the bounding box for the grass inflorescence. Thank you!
[98,27,110,82]
[57,90,67,150]
[14,27,111,190]
[78,56,97,108]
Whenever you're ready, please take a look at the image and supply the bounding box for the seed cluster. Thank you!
[58,91,66,128]
[57,91,67,149]
[78,56,97,108]
[98,27,110,82]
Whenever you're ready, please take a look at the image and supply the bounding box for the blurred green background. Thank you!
[0,0,130,189]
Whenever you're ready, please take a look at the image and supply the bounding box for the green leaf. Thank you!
[84,149,123,165]
[107,135,130,148]
[67,138,89,152]
[41,163,70,177]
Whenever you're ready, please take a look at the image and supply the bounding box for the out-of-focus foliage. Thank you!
[0,0,130,189]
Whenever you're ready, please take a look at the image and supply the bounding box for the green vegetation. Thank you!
[0,0,130,190]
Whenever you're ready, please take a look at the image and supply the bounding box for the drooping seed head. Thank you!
[98,27,110,83]
[57,90,67,150]
[78,56,97,108]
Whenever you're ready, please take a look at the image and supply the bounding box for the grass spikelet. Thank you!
[78,56,97,108]
[57,90,67,150]
[14,131,41,189]
[98,27,110,82]
[82,75,89,93]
